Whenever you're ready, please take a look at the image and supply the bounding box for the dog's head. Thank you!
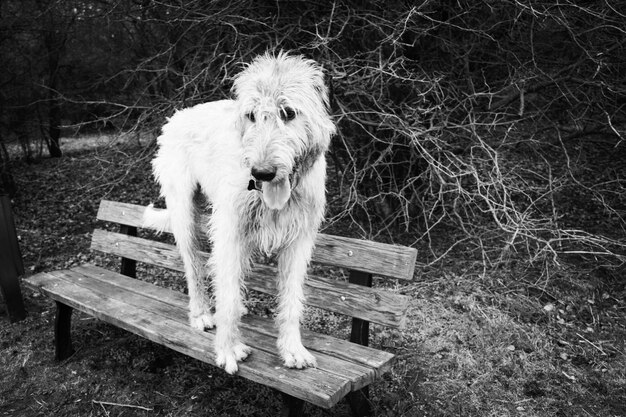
[233,51,336,210]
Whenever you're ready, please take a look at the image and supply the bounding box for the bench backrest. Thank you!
[92,200,416,329]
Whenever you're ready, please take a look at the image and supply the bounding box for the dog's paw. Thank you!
[279,341,317,369]
[215,342,252,374]
[189,312,215,331]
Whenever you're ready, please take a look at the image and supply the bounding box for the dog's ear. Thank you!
[233,95,252,141]
[309,64,331,114]
[231,65,251,140]
[306,65,336,153]
[298,60,335,154]
[314,66,335,114]
[233,106,246,139]
[306,112,335,156]
[324,71,336,114]
[293,143,323,185]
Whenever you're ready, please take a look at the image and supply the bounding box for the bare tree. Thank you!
[2,0,624,271]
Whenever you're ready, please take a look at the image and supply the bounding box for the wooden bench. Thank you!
[24,200,416,415]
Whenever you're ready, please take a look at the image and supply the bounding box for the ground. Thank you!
[1,134,625,416]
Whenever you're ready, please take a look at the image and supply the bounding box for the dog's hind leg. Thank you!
[158,175,214,330]
[275,234,317,369]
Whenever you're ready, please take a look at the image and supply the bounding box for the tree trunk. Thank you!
[0,139,17,197]
[43,17,70,159]
[47,100,62,158]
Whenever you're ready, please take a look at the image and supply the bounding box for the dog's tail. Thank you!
[142,204,171,234]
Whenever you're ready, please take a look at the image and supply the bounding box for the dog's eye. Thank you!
[246,112,256,123]
[280,107,296,122]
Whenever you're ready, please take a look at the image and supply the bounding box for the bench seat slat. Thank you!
[96,200,417,280]
[70,264,386,390]
[24,269,355,408]
[90,229,410,328]
[74,264,394,374]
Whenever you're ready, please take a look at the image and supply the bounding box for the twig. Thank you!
[92,400,153,411]
[576,333,607,356]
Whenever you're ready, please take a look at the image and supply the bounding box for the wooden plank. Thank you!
[23,270,351,408]
[313,233,416,281]
[90,229,410,328]
[242,316,394,380]
[97,200,145,228]
[91,229,183,271]
[68,264,377,391]
[74,264,395,382]
[96,200,417,280]
[75,264,394,374]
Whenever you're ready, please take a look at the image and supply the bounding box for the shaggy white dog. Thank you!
[143,52,335,374]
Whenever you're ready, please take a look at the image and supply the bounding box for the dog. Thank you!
[143,52,335,374]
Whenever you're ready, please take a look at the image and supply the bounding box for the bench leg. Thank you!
[281,393,304,417]
[347,386,371,416]
[119,225,137,278]
[54,301,75,361]
[347,270,373,416]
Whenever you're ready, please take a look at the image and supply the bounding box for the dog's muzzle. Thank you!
[246,157,303,193]
[248,167,276,192]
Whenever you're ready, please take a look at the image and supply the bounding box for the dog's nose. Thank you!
[251,167,276,182]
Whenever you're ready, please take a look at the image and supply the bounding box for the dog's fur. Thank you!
[143,52,335,374]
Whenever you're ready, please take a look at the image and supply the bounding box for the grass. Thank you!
[1,135,625,416]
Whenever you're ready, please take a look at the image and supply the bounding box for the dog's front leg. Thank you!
[276,235,317,369]
[210,222,251,374]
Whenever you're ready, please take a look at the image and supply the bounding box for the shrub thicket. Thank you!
[2,0,625,270]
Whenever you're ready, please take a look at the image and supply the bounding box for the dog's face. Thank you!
[233,52,335,210]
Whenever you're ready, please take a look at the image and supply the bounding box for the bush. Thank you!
[3,0,625,270]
